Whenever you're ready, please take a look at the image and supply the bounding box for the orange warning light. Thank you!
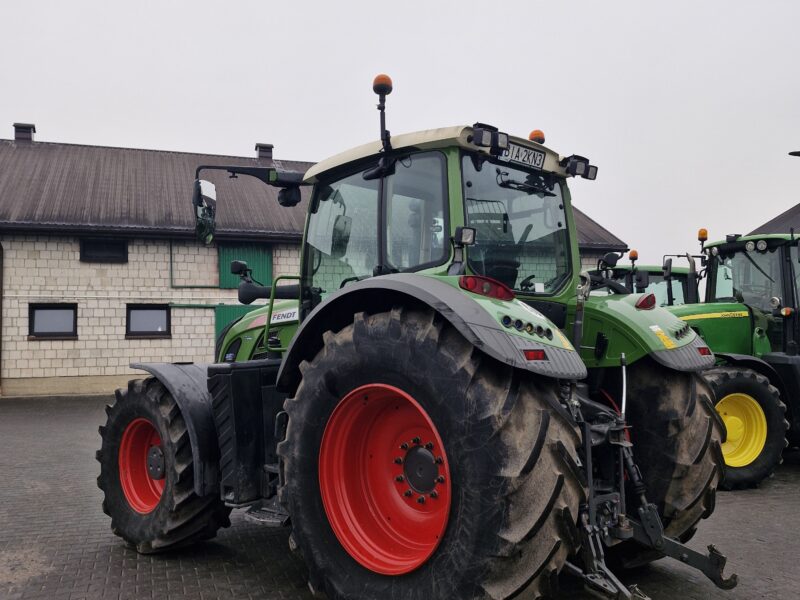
[528,130,545,144]
[372,74,393,95]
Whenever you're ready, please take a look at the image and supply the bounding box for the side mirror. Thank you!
[634,270,650,292]
[331,214,352,259]
[454,226,476,247]
[192,179,217,245]
[230,260,249,276]
[278,186,302,207]
[663,258,673,279]
[601,252,619,268]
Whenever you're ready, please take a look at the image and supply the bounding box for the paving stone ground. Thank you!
[1,395,798,600]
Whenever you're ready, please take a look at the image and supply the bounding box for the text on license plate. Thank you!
[500,144,545,169]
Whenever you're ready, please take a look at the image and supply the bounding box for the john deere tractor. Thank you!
[663,231,796,490]
[96,76,735,599]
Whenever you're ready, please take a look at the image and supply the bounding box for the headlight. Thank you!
[745,241,756,252]
[756,240,768,252]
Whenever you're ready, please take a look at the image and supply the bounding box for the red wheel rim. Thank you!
[319,384,451,575]
[119,418,165,514]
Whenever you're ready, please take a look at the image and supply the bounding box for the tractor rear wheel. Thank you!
[704,367,788,490]
[96,378,231,553]
[613,359,725,568]
[277,308,586,600]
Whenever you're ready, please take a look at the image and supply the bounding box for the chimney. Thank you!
[255,143,273,160]
[13,123,36,142]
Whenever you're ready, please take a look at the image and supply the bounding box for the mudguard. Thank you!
[130,362,218,497]
[276,273,587,395]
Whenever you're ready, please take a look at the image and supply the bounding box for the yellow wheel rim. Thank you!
[716,393,767,468]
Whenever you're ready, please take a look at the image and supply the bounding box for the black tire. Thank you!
[704,367,788,490]
[277,308,587,600]
[96,378,231,553]
[612,359,725,567]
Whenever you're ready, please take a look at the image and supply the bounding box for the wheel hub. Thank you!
[147,445,165,480]
[319,384,451,575]
[403,445,438,494]
[716,393,768,468]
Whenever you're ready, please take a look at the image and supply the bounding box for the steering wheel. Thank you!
[589,272,630,295]
[519,274,537,290]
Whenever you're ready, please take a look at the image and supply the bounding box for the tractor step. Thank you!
[244,497,290,527]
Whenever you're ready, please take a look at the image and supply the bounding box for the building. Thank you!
[750,202,800,235]
[0,124,625,396]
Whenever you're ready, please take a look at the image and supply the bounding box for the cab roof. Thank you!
[303,125,567,183]
[705,233,794,248]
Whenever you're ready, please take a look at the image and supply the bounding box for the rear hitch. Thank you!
[567,391,738,598]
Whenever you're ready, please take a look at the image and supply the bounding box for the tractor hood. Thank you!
[217,299,299,362]
[575,293,714,371]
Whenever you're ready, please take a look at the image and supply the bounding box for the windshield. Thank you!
[710,248,781,313]
[305,151,447,296]
[462,154,570,293]
[611,272,686,306]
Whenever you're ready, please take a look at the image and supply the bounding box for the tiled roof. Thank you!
[0,139,312,241]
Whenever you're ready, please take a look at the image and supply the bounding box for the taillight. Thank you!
[635,293,656,310]
[523,349,548,361]
[459,275,515,301]
[698,346,712,356]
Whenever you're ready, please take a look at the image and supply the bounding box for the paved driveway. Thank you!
[1,396,798,599]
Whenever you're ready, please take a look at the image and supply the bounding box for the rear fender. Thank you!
[130,362,218,497]
[276,273,587,395]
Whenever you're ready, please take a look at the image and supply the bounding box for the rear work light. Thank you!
[459,275,515,301]
[635,293,657,310]
[523,349,548,361]
[698,346,712,356]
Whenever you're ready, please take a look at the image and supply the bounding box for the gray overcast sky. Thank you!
[2,0,799,261]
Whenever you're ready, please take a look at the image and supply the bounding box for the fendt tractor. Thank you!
[96,76,736,599]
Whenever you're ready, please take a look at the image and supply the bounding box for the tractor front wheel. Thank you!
[96,378,231,553]
[278,308,586,600]
[704,367,788,490]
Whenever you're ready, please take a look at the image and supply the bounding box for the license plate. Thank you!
[499,143,545,170]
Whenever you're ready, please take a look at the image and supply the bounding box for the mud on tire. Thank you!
[277,308,587,600]
[612,359,725,568]
[96,378,231,553]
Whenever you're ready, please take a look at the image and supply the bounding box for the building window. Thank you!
[126,305,171,338]
[80,238,128,263]
[29,303,78,339]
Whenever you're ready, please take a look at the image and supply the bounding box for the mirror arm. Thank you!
[195,165,308,187]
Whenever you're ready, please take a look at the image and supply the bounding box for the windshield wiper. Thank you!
[741,251,775,283]
[496,169,555,196]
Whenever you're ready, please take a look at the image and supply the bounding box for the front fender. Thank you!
[276,273,587,395]
[576,294,715,371]
[130,362,218,497]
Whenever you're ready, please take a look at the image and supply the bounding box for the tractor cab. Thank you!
[701,233,800,355]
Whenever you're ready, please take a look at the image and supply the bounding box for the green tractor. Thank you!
[96,76,735,599]
[664,231,795,490]
[592,250,701,307]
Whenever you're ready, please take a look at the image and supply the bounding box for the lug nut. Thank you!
[404,489,413,497]
[417,496,426,504]
[400,442,409,450]
[412,437,421,445]
[394,457,403,464]
[437,476,445,483]
[395,475,404,482]
[430,490,439,499]
[435,456,443,464]
[425,442,434,450]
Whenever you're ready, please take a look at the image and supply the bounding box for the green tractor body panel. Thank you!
[668,302,754,356]
[216,299,299,362]
[569,292,700,368]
